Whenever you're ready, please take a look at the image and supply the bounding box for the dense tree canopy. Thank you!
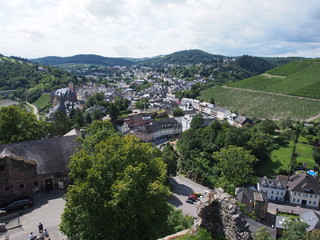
[172,108,184,117]
[60,130,173,240]
[280,219,309,240]
[214,146,258,193]
[0,104,49,144]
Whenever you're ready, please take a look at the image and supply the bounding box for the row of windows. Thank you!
[292,198,316,205]
[266,190,284,196]
[3,181,38,191]
[293,192,317,198]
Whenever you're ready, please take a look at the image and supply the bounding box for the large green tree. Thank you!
[280,219,309,240]
[213,146,258,193]
[0,104,49,144]
[190,114,204,129]
[60,134,171,240]
[162,143,179,176]
[253,227,274,240]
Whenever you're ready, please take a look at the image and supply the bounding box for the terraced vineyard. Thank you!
[228,60,320,99]
[199,86,320,120]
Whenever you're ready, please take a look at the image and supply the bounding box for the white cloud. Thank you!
[0,0,319,58]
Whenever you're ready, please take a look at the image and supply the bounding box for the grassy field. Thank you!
[256,141,294,178]
[199,87,320,120]
[296,136,316,168]
[228,61,320,99]
[255,136,316,178]
[33,93,50,109]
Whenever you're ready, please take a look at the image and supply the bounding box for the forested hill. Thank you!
[138,49,224,65]
[0,55,85,102]
[30,50,225,66]
[30,54,135,66]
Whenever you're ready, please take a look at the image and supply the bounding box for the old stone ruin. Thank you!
[195,188,252,240]
[159,188,252,240]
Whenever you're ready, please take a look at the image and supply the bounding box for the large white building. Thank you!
[287,173,320,207]
[257,176,287,202]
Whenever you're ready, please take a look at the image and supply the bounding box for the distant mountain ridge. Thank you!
[30,54,135,66]
[30,49,224,66]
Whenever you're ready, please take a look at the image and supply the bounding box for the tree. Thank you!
[253,227,274,240]
[313,146,320,167]
[162,143,179,176]
[0,104,49,144]
[280,219,309,240]
[84,112,92,124]
[60,134,171,240]
[108,102,120,122]
[135,98,149,110]
[190,114,204,129]
[213,146,258,194]
[172,108,184,117]
[258,119,278,134]
[69,108,84,128]
[210,96,215,105]
[306,230,320,240]
[280,117,293,130]
[50,111,72,136]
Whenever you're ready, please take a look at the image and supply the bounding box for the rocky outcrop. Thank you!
[195,188,253,240]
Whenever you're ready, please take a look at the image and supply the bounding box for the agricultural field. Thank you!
[199,87,320,120]
[296,136,317,168]
[228,60,320,99]
[33,93,50,109]
[267,60,313,76]
[256,141,294,178]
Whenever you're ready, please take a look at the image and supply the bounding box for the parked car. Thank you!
[0,197,34,212]
[189,195,197,202]
[185,198,194,204]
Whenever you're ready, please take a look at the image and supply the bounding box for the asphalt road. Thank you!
[1,190,66,240]
[169,175,211,217]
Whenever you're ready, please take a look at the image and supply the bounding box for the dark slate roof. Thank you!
[237,188,268,203]
[287,173,320,194]
[237,188,253,209]
[259,176,287,190]
[142,118,181,134]
[235,115,249,125]
[0,136,79,175]
[300,211,320,231]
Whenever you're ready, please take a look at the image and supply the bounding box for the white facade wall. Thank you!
[290,191,320,207]
[181,115,193,132]
[257,183,286,201]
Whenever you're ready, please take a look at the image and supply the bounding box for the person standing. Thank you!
[38,222,43,234]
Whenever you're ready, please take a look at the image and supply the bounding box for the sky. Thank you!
[0,0,320,59]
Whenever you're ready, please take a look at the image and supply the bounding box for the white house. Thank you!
[287,173,320,207]
[257,176,287,202]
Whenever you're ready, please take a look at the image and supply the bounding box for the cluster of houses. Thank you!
[237,171,320,238]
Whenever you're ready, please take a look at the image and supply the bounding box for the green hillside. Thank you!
[228,60,320,98]
[138,49,223,65]
[0,55,85,102]
[199,87,320,120]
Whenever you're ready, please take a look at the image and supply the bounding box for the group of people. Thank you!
[28,222,50,240]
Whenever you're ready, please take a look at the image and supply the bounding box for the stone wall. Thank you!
[195,188,253,240]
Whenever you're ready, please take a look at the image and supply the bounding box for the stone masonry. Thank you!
[195,188,253,240]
